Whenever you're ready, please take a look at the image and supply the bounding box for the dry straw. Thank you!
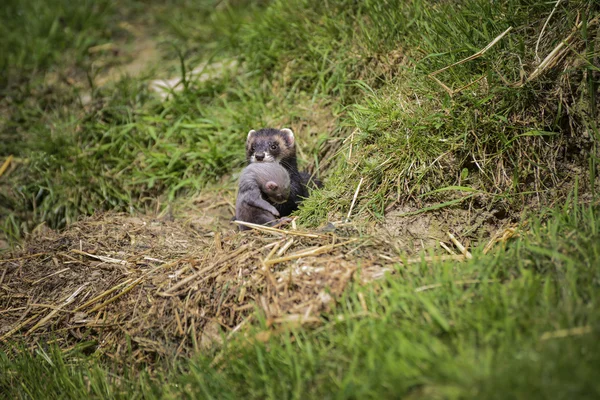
[0,212,516,363]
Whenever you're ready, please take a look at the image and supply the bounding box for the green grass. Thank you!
[295,0,598,223]
[1,0,598,239]
[1,0,599,395]
[0,0,326,241]
[2,199,599,398]
[0,0,116,86]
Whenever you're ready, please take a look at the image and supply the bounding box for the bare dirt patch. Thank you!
[381,203,512,256]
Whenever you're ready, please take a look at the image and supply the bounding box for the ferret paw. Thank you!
[271,217,293,228]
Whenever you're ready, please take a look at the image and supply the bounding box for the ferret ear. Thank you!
[247,129,256,141]
[280,128,295,146]
[265,181,279,191]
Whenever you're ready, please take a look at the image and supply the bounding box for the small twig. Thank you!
[345,177,364,223]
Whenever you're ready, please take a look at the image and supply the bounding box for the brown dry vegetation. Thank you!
[0,198,518,365]
[0,211,381,363]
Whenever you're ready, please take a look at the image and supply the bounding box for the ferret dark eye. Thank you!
[250,145,255,152]
[270,144,278,150]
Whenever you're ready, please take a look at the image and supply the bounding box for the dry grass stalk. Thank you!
[233,220,324,238]
[277,238,295,257]
[534,0,563,63]
[439,241,457,255]
[540,325,593,341]
[342,128,358,160]
[164,246,249,294]
[0,253,47,263]
[429,26,513,96]
[405,254,465,264]
[25,284,87,335]
[73,279,133,312]
[415,279,496,293]
[71,249,128,265]
[264,239,356,266]
[1,314,42,341]
[526,16,599,84]
[483,226,520,254]
[447,232,473,259]
[0,154,14,178]
[379,254,466,265]
[31,268,70,285]
[345,177,364,223]
[89,278,143,313]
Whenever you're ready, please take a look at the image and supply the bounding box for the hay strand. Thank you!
[345,177,364,223]
[233,220,324,238]
[447,232,473,259]
[540,325,593,341]
[0,155,14,178]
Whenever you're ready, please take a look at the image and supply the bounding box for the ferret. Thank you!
[235,162,291,230]
[246,128,321,216]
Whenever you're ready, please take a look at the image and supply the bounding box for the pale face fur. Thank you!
[246,128,295,164]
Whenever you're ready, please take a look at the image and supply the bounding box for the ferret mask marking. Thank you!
[246,128,295,164]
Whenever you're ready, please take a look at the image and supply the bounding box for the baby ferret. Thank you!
[246,128,321,216]
[235,162,291,230]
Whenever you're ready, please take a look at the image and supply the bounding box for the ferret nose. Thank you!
[255,152,265,161]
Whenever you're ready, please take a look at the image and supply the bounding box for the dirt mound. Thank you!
[0,212,399,363]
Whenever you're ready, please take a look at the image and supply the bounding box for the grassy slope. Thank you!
[1,0,597,241]
[1,0,599,398]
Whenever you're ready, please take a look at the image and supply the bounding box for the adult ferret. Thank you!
[246,128,321,216]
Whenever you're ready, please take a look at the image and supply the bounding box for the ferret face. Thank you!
[263,181,290,204]
[246,128,295,164]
